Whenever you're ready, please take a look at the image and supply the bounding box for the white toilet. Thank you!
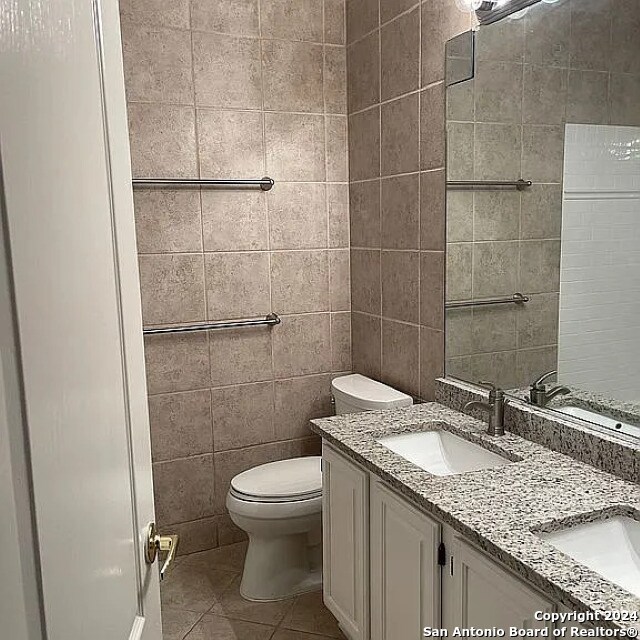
[331,373,413,414]
[226,373,413,601]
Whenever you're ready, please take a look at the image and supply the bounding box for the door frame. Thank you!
[95,1,163,632]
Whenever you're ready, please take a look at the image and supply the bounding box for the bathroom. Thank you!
[1,0,639,639]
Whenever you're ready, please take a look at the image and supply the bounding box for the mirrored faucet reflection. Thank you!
[529,371,571,408]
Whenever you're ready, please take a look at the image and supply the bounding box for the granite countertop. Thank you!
[310,403,640,630]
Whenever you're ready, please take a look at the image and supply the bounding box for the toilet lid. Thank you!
[230,456,322,502]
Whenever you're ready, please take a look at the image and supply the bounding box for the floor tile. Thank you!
[212,576,296,626]
[162,542,343,640]
[161,607,202,640]
[272,629,342,640]
[280,591,343,638]
[161,563,237,613]
[180,541,248,574]
[184,613,275,640]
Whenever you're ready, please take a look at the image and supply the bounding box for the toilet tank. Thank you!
[331,374,413,414]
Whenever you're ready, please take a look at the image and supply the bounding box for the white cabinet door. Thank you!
[322,444,369,640]
[0,0,162,638]
[443,532,554,633]
[555,605,593,634]
[370,481,441,640]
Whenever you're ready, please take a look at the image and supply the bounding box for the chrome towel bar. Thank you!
[132,177,275,191]
[447,179,532,191]
[446,293,530,309]
[143,313,281,335]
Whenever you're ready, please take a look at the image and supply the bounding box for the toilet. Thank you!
[331,373,413,414]
[226,373,413,601]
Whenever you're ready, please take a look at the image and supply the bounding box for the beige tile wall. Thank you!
[445,0,640,389]
[120,0,350,553]
[348,0,472,400]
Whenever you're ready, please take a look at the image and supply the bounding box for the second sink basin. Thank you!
[540,516,640,597]
[376,429,512,476]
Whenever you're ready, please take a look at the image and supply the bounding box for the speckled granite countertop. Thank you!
[311,403,640,630]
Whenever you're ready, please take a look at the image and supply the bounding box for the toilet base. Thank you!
[239,529,322,601]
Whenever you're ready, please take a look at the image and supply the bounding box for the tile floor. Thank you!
[161,542,345,640]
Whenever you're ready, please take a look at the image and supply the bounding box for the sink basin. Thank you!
[375,429,512,476]
[555,405,640,439]
[540,516,640,597]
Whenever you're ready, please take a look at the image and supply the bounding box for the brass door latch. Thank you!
[145,523,179,580]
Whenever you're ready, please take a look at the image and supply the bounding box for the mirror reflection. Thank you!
[444,0,640,438]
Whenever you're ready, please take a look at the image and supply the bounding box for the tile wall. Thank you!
[347,0,473,400]
[120,0,350,552]
[445,0,640,389]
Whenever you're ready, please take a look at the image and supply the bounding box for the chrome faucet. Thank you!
[529,370,570,407]
[463,382,507,437]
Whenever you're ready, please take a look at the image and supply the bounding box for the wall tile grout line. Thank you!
[148,368,351,399]
[127,99,348,118]
[138,247,353,258]
[256,0,278,420]
[346,0,421,49]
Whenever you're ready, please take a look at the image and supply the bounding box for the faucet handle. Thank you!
[477,381,504,403]
[532,370,557,389]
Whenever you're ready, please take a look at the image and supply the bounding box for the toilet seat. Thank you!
[229,487,321,503]
[230,456,322,504]
[227,490,322,520]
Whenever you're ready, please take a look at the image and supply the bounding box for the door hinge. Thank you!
[437,542,446,566]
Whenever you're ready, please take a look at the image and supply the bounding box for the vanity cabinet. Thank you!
[370,479,441,639]
[322,444,557,640]
[442,531,554,633]
[322,444,369,640]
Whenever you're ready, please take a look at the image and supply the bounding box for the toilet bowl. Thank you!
[227,374,413,601]
[226,456,323,601]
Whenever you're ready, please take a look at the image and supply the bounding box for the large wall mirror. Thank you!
[444,0,640,440]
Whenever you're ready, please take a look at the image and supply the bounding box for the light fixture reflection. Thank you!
[454,0,498,12]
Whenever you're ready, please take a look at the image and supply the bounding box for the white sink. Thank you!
[375,429,512,476]
[540,516,640,597]
[555,405,640,439]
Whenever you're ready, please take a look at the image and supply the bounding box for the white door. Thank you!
[0,0,163,638]
[370,480,441,640]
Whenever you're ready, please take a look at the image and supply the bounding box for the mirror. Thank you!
[444,0,640,439]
